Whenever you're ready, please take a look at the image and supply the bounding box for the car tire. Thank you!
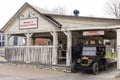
[92,63,99,75]
[71,62,79,73]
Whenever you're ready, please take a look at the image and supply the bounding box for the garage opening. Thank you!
[72,29,116,65]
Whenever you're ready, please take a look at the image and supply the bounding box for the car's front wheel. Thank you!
[92,63,99,75]
[71,62,79,73]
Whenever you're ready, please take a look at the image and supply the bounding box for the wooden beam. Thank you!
[24,33,33,46]
[117,29,120,70]
[51,31,58,65]
[66,31,72,66]
[5,34,11,46]
[50,32,54,36]
[63,31,68,36]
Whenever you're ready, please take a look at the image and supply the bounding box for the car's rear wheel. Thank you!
[71,62,79,73]
[92,63,99,75]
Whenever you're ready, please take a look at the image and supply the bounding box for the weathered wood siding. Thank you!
[5,6,60,34]
[5,46,55,65]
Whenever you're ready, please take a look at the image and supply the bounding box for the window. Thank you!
[2,36,4,40]
[13,37,18,45]
[2,42,4,46]
[82,47,96,56]
[0,42,1,47]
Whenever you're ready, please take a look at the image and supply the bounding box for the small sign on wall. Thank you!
[83,31,104,36]
[19,17,38,29]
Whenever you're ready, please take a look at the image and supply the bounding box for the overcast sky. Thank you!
[0,0,109,28]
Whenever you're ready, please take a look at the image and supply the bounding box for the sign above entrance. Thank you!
[83,31,104,36]
[19,17,38,29]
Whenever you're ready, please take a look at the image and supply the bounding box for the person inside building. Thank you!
[62,43,67,57]
[58,41,63,50]
[58,41,63,58]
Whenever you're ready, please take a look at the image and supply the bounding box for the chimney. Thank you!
[73,10,79,16]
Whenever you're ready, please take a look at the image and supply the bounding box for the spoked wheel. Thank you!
[92,63,99,75]
[71,62,79,73]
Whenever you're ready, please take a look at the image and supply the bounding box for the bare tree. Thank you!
[105,0,120,18]
[51,6,66,15]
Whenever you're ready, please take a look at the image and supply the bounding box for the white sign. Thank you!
[83,31,104,36]
[19,17,38,29]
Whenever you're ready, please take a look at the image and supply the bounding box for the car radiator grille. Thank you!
[81,60,88,64]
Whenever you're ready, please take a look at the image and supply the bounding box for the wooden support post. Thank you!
[5,35,8,46]
[50,31,58,65]
[25,33,33,46]
[5,34,11,46]
[117,29,120,70]
[64,31,72,66]
[29,33,33,45]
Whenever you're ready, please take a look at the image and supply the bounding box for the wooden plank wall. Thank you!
[5,46,54,65]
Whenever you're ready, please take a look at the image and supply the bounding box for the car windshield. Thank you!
[82,47,96,56]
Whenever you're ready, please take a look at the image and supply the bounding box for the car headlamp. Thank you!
[77,59,81,63]
[88,59,92,63]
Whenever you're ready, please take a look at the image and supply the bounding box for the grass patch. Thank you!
[105,51,117,58]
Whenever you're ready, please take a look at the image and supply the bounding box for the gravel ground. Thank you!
[0,63,66,79]
[0,63,118,80]
[0,55,119,80]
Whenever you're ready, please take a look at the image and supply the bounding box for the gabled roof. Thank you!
[30,4,62,28]
[1,2,62,32]
[30,4,57,14]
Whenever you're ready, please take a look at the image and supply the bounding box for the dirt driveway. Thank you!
[0,63,119,80]
[0,63,66,79]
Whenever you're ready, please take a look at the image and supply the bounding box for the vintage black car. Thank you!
[71,44,107,75]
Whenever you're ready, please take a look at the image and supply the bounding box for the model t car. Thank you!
[71,44,107,75]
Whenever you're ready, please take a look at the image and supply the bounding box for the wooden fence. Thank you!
[5,46,56,65]
[0,47,5,55]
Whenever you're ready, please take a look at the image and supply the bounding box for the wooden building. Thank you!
[2,2,120,69]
